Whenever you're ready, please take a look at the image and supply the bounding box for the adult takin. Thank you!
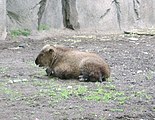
[35,44,110,82]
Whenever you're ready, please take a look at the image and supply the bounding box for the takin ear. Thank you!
[49,48,54,53]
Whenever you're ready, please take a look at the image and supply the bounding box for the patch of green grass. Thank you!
[75,85,88,96]
[30,75,122,103]
[115,96,129,105]
[38,24,50,31]
[113,92,129,104]
[84,84,127,103]
[146,70,154,80]
[86,94,101,101]
[132,91,152,100]
[110,108,124,112]
[6,77,149,106]
[102,91,114,102]
[60,89,71,99]
[0,67,8,73]
[10,29,31,38]
[0,83,22,100]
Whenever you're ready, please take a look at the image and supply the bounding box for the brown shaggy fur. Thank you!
[35,44,110,82]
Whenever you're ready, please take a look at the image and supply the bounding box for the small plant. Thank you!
[146,70,154,80]
[86,93,101,101]
[38,24,50,31]
[60,89,71,99]
[110,108,124,112]
[132,90,152,100]
[116,96,128,105]
[0,67,8,73]
[113,92,128,104]
[48,90,57,97]
[75,85,87,96]
[10,29,31,37]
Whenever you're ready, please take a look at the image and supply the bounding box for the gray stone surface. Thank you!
[77,0,155,32]
[3,0,155,33]
[120,0,155,31]
[77,0,120,33]
[39,0,63,29]
[6,0,40,30]
[6,0,63,30]
[0,0,6,40]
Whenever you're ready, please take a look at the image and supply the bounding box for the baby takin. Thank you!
[35,44,110,82]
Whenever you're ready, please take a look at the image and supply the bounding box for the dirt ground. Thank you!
[0,30,155,120]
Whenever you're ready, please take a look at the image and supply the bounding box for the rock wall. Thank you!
[5,0,155,33]
[38,0,63,29]
[77,0,120,32]
[6,0,40,30]
[76,0,155,32]
[0,0,6,40]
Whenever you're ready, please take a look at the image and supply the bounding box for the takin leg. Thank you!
[46,67,54,76]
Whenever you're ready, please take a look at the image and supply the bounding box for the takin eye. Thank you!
[39,53,44,57]
[49,49,54,53]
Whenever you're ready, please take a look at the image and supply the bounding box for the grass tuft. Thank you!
[10,29,31,38]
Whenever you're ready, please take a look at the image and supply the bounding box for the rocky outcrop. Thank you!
[4,0,155,33]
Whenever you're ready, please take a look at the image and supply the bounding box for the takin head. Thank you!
[35,44,56,67]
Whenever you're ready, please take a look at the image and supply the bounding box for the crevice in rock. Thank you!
[61,0,80,30]
[100,8,111,19]
[112,0,121,30]
[6,0,23,24]
[133,0,140,20]
[37,0,47,30]
[7,10,22,24]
